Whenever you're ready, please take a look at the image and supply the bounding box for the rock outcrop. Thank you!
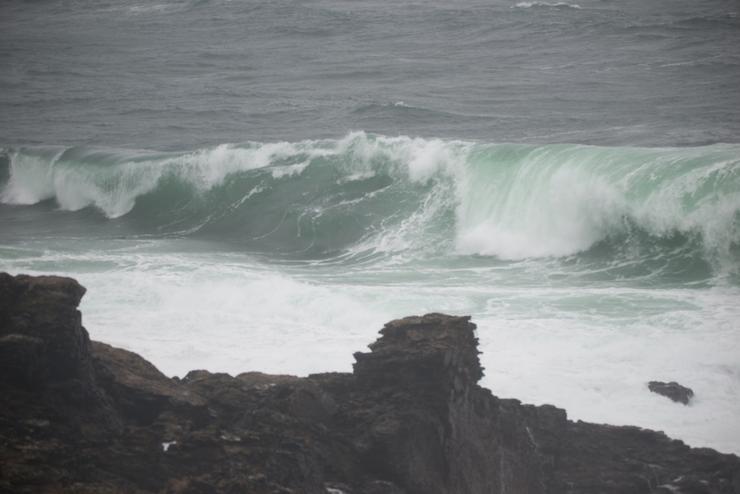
[648,381,695,405]
[1,272,738,493]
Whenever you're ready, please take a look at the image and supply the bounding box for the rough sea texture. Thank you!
[1,0,739,453]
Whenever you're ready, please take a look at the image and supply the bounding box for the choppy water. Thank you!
[1,0,739,453]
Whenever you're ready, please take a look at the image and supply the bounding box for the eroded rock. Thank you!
[1,272,738,494]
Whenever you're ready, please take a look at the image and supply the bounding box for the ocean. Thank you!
[1,0,739,453]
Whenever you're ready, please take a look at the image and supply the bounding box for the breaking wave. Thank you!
[1,132,739,276]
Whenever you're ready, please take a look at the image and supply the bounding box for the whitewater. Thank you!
[2,132,739,453]
[1,0,739,455]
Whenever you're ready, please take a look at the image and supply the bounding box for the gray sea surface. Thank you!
[1,0,739,148]
[1,0,740,454]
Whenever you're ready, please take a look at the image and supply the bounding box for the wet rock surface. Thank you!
[1,272,738,493]
[649,381,695,405]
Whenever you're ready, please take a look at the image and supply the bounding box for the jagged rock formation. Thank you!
[1,272,738,493]
[648,381,695,405]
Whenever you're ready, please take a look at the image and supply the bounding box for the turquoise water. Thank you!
[1,0,739,454]
[2,134,739,453]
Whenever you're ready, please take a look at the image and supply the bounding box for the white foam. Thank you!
[456,164,626,259]
[69,252,390,377]
[0,149,62,205]
[161,441,177,452]
[478,285,740,454]
[452,144,739,263]
[0,142,313,218]
[270,161,309,179]
[4,243,739,454]
[4,137,739,264]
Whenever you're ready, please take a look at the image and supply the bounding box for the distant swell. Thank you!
[1,133,739,275]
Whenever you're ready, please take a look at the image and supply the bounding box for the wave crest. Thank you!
[2,133,739,273]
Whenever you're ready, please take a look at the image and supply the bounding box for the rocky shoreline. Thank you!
[1,272,738,493]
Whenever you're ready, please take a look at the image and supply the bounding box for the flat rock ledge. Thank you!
[1,272,738,494]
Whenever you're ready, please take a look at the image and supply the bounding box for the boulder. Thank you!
[649,381,695,405]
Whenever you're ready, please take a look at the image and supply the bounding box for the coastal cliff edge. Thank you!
[0,273,738,494]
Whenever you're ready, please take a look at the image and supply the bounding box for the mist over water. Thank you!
[1,0,740,453]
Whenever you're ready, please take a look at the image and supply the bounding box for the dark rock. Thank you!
[1,272,738,494]
[236,371,302,387]
[0,273,123,493]
[353,313,483,396]
[0,273,120,428]
[649,381,695,405]
[285,380,338,423]
[348,313,548,494]
[0,272,91,386]
[92,341,208,426]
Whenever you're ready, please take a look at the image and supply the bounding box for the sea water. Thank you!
[1,0,738,453]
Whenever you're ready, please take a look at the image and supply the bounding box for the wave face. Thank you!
[2,133,739,277]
